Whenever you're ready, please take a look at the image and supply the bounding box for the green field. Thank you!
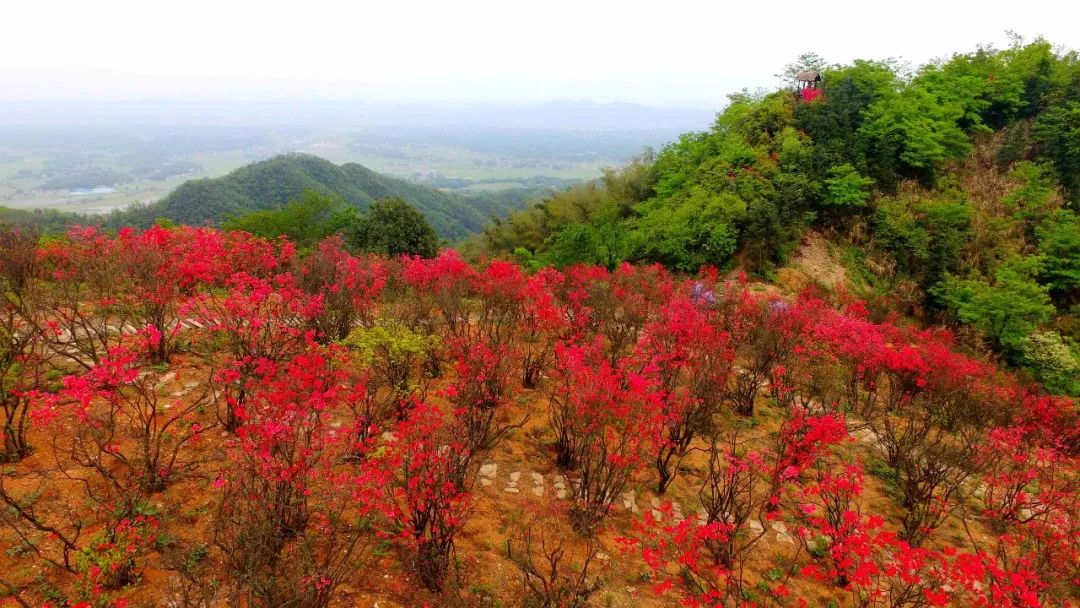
[0,124,668,216]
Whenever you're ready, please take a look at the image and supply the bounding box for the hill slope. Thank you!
[113,154,534,240]
[476,37,1080,395]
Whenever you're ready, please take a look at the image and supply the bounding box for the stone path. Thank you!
[472,462,833,542]
[171,381,201,398]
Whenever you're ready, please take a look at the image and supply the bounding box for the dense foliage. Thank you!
[476,37,1080,395]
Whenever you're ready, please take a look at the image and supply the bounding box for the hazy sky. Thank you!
[3,0,1077,107]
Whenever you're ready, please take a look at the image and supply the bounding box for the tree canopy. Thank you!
[347,196,439,258]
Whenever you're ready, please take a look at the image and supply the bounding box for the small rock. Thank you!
[530,472,544,485]
[510,471,521,482]
[504,486,520,494]
[479,463,498,478]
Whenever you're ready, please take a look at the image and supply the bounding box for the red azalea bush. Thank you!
[296,236,387,342]
[183,271,322,430]
[549,338,661,532]
[636,292,734,493]
[212,344,380,607]
[371,399,474,592]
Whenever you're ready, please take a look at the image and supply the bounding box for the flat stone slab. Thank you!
[771,520,795,544]
[552,475,569,498]
[851,427,881,445]
[154,372,177,390]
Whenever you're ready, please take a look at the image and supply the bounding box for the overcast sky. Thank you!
[2,0,1077,108]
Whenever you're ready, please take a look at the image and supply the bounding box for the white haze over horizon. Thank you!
[2,0,1079,109]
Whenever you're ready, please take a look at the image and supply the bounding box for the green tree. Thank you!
[631,187,744,272]
[545,218,628,269]
[1037,210,1080,298]
[822,163,874,209]
[857,86,971,183]
[1033,101,1080,200]
[1003,162,1058,243]
[347,196,439,258]
[874,197,971,293]
[222,190,357,247]
[794,60,899,179]
[933,256,1054,349]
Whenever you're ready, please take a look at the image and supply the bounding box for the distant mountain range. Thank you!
[115,154,543,240]
[0,100,715,131]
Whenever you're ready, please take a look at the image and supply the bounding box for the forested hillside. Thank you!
[477,37,1080,395]
[112,153,539,240]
